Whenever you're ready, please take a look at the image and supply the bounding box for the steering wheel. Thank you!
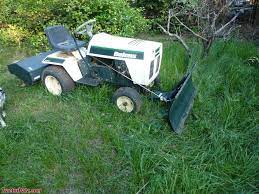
[75,19,96,37]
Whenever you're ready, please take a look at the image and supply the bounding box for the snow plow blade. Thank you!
[168,73,196,133]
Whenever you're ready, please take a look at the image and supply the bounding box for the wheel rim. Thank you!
[44,75,62,96]
[116,96,134,113]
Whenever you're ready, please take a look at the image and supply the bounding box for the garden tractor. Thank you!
[8,19,196,133]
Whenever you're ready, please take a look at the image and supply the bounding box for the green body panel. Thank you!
[92,65,133,86]
[169,74,196,133]
[90,46,144,60]
[78,59,91,76]
[44,57,65,64]
[92,65,115,82]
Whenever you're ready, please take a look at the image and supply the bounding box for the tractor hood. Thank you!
[87,33,162,60]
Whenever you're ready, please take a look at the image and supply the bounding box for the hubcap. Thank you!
[116,96,134,113]
[45,75,62,96]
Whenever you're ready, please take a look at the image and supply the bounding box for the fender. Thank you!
[42,53,83,81]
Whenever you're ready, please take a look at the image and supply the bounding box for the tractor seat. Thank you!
[45,25,86,52]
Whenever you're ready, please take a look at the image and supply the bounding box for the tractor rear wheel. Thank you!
[42,66,75,96]
[112,87,142,113]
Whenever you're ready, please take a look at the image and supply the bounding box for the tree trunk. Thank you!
[202,37,214,57]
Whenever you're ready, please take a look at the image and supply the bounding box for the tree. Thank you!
[158,0,241,57]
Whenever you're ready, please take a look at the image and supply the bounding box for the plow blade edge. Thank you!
[168,74,196,133]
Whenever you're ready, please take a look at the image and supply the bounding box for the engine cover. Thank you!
[87,33,163,86]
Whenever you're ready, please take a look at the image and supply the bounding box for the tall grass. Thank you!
[0,39,258,193]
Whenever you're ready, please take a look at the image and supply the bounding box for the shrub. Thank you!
[63,0,148,36]
[0,25,29,46]
[131,0,199,25]
[0,0,148,47]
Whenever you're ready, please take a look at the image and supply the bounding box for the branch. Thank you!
[222,25,241,40]
[216,0,234,20]
[212,0,234,30]
[158,24,190,54]
[136,182,149,194]
[188,12,208,19]
[173,15,208,41]
[167,9,173,32]
[214,12,240,36]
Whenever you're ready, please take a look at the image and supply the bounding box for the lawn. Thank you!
[0,39,258,193]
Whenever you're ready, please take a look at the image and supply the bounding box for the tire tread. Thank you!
[42,66,75,94]
[112,87,142,113]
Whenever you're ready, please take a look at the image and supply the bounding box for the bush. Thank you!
[0,25,29,46]
[64,0,148,36]
[0,0,148,47]
[131,0,198,25]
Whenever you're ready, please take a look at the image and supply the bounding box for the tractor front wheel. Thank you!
[112,87,142,113]
[42,66,75,96]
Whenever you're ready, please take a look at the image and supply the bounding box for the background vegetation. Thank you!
[0,0,147,48]
[131,0,198,22]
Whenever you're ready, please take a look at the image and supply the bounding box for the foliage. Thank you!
[0,25,29,46]
[131,0,198,23]
[131,0,171,20]
[0,39,258,193]
[64,0,148,36]
[0,0,148,47]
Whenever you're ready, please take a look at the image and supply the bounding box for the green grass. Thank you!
[0,39,258,193]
